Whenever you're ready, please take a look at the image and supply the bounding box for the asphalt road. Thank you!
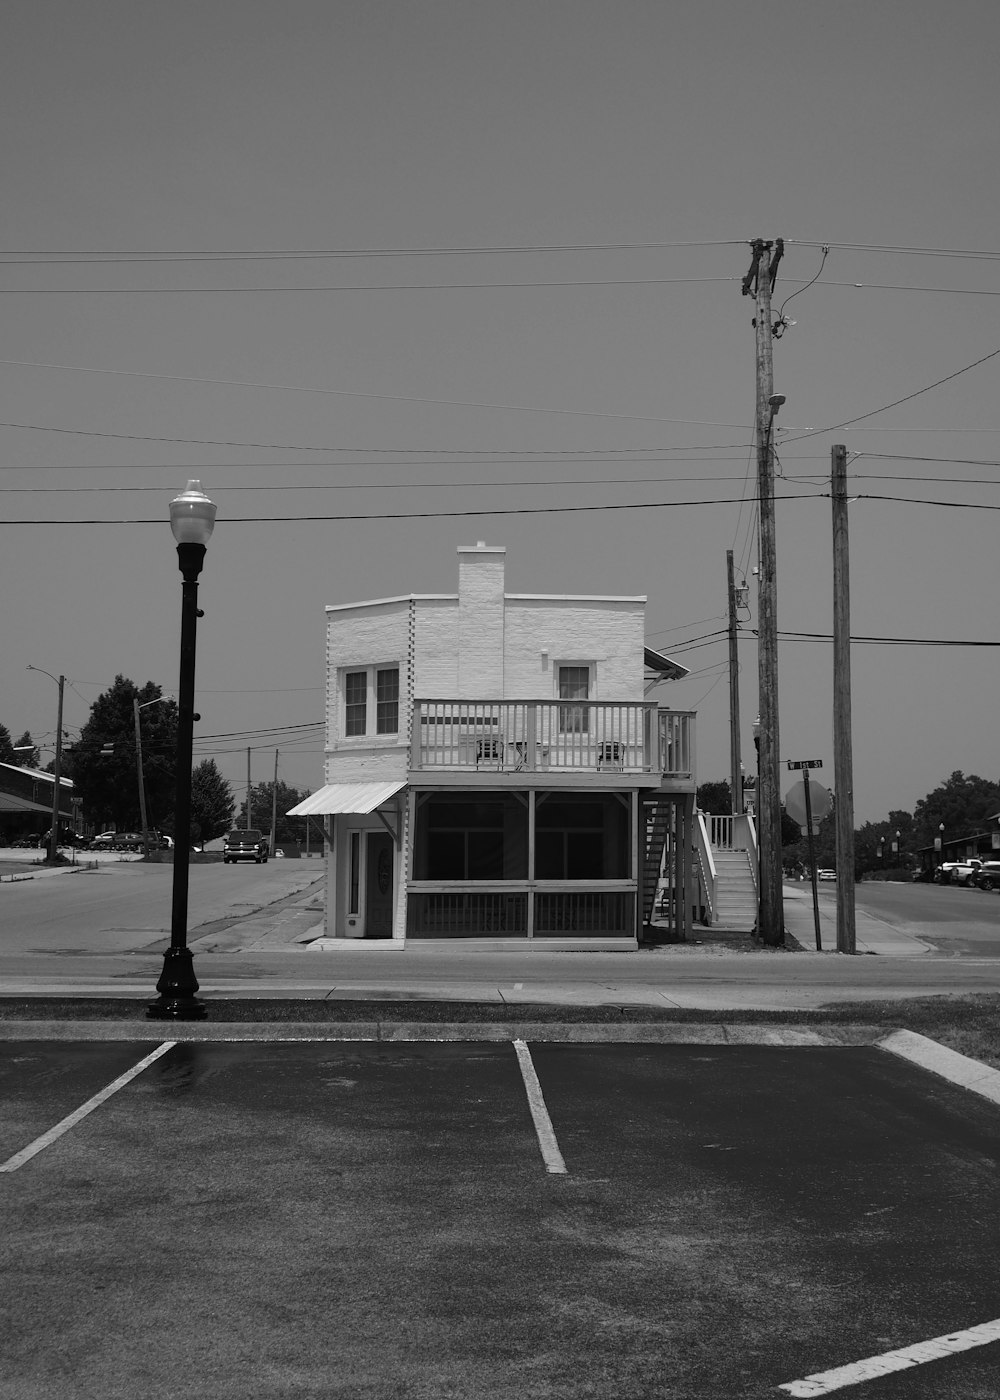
[6,865,1000,1008]
[3,1038,1000,1398]
[846,880,1000,957]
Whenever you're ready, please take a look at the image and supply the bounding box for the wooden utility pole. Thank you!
[246,747,252,829]
[726,550,743,813]
[133,697,150,855]
[748,237,784,945]
[270,748,279,855]
[832,444,857,953]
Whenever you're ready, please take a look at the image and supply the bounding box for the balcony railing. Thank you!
[411,699,694,777]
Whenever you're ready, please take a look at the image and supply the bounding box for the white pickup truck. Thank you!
[935,858,984,886]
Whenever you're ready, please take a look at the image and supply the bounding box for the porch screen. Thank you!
[413,795,528,880]
[535,794,629,879]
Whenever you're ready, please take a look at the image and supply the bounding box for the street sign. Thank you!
[787,759,822,770]
[785,780,833,827]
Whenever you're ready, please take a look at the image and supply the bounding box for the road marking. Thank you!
[0,1042,176,1174]
[778,1317,1000,1395]
[513,1039,567,1174]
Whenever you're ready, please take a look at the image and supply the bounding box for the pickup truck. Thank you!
[935,858,984,887]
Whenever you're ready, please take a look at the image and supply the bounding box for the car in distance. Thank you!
[816,868,836,881]
[223,829,269,864]
[974,861,1000,892]
[935,858,983,887]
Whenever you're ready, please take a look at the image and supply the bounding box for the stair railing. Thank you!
[694,811,717,926]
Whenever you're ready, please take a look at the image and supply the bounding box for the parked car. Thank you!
[223,829,269,864]
[89,832,119,849]
[974,862,1000,892]
[816,868,836,881]
[935,858,983,887]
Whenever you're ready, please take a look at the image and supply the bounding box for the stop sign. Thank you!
[784,780,833,829]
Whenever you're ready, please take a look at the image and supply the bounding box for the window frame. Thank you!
[339,663,401,740]
[556,661,594,734]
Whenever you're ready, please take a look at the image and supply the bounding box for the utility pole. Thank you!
[832,444,857,953]
[726,550,743,814]
[246,748,252,829]
[270,748,279,855]
[49,676,65,864]
[744,236,785,945]
[133,697,150,855]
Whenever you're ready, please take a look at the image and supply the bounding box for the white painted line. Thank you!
[878,1029,1000,1106]
[778,1316,1000,1395]
[0,1042,176,1174]
[513,1039,567,1175]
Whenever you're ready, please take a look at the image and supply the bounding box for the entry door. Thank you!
[365,831,394,938]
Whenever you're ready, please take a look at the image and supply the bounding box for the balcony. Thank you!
[410,699,694,783]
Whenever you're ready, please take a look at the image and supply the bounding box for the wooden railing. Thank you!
[412,699,659,772]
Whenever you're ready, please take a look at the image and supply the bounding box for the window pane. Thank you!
[376,667,399,734]
[345,671,367,736]
[534,794,629,879]
[558,666,589,733]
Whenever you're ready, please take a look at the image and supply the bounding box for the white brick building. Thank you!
[289,543,698,948]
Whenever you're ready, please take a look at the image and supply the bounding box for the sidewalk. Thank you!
[781,882,932,957]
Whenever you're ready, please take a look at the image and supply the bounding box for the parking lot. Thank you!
[4,1037,1000,1398]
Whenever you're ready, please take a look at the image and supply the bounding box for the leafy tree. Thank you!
[71,676,178,831]
[190,760,235,848]
[696,779,732,813]
[237,779,309,844]
[0,724,15,765]
[14,732,39,769]
[913,771,1000,848]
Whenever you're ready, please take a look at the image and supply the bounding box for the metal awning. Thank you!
[644,646,689,681]
[286,781,406,816]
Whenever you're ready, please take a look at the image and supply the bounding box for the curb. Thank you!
[0,1020,884,1044]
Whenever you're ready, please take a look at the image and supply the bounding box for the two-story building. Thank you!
[288,543,698,949]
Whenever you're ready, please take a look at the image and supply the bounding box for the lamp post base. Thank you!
[146,947,207,1020]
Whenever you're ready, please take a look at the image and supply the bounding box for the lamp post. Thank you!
[148,480,216,1021]
[26,666,65,864]
[892,829,900,866]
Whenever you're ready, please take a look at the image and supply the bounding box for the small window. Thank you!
[376,668,399,734]
[341,665,400,738]
[558,664,590,734]
[345,672,368,736]
[348,831,361,913]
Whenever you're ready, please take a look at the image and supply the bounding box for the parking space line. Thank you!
[777,1316,1000,1395]
[513,1040,567,1175]
[0,1042,176,1174]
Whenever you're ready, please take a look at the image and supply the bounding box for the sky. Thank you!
[2,0,998,826]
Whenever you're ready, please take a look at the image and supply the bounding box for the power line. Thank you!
[0,359,757,426]
[783,347,1000,441]
[0,491,823,525]
[0,276,739,294]
[0,238,748,263]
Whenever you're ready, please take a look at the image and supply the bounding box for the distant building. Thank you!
[289,542,699,947]
[0,762,75,838]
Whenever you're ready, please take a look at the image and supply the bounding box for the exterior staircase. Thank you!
[710,846,758,932]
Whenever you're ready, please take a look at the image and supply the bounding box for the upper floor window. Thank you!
[558,664,591,733]
[342,665,399,737]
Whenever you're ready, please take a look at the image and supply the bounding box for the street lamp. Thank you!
[26,665,65,865]
[148,480,216,1021]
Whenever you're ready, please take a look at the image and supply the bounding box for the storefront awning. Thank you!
[286,781,406,817]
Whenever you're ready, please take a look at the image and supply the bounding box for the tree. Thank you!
[71,676,179,831]
[190,760,235,848]
[696,779,732,813]
[14,732,39,769]
[913,771,1000,849]
[237,780,309,844]
[0,724,15,765]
